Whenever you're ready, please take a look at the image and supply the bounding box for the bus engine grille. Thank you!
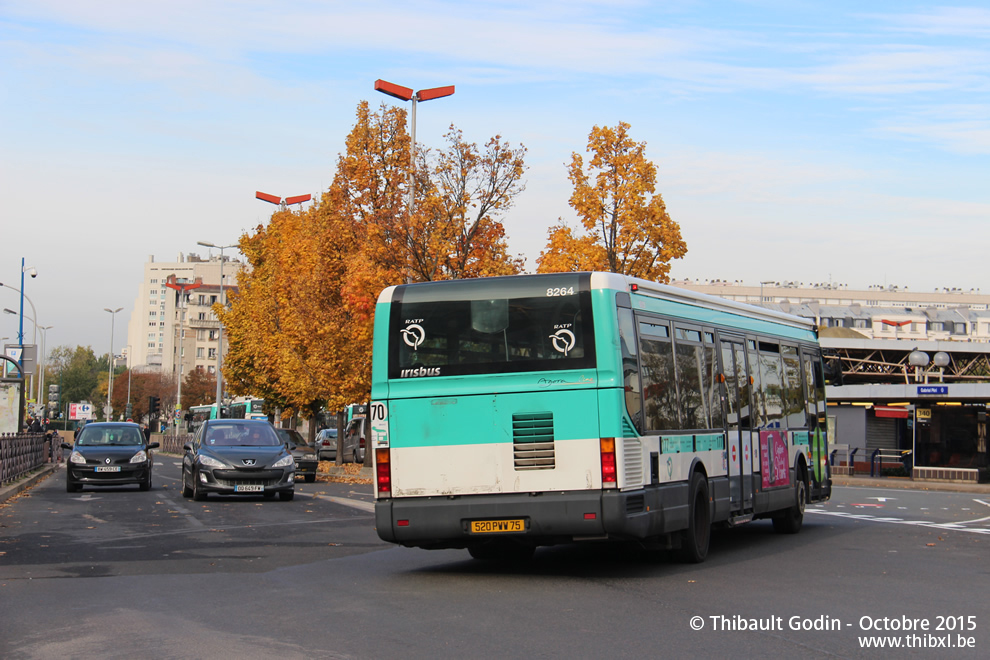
[512,412,555,470]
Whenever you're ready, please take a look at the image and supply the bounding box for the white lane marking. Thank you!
[808,510,990,535]
[312,494,375,513]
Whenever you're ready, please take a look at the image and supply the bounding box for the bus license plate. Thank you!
[235,484,264,492]
[470,519,524,534]
[95,466,120,472]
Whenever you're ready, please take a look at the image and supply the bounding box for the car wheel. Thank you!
[66,478,79,493]
[305,474,316,483]
[181,469,193,498]
[140,472,152,491]
[192,470,208,501]
[279,490,294,501]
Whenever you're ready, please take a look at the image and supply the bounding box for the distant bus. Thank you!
[370,272,834,562]
[228,397,266,421]
[187,404,219,434]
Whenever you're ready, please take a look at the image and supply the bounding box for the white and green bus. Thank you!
[370,272,833,562]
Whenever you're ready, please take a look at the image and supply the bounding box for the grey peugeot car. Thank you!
[181,419,295,501]
[61,422,159,492]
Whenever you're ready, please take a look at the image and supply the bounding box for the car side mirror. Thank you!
[147,442,160,450]
[60,442,73,450]
[183,443,192,452]
[287,443,297,451]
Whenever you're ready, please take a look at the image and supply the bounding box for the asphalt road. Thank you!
[1,459,988,659]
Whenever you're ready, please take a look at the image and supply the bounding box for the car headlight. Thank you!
[198,455,226,469]
[129,450,148,463]
[272,454,294,469]
[69,451,87,465]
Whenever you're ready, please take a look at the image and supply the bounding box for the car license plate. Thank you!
[95,466,120,472]
[470,519,524,534]
[235,484,264,493]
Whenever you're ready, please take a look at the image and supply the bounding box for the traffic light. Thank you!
[48,384,59,408]
[126,402,133,420]
[149,396,161,418]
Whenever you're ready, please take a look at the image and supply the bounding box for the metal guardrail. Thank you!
[156,433,191,455]
[871,449,912,477]
[0,432,48,485]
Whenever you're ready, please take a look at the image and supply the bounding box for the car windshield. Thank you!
[204,423,280,447]
[320,429,337,439]
[76,426,144,446]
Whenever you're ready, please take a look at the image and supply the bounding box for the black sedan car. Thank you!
[61,422,159,492]
[181,419,295,501]
[275,427,318,483]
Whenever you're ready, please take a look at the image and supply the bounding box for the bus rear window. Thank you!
[388,274,596,378]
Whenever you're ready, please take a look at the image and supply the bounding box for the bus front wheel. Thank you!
[679,473,711,564]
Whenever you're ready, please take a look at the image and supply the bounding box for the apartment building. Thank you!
[124,253,243,381]
[672,280,990,342]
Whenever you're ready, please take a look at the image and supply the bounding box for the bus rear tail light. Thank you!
[375,448,392,496]
[600,437,617,488]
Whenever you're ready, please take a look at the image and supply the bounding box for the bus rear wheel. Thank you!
[679,473,711,564]
[773,470,806,534]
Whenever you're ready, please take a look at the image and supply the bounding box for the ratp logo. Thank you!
[401,323,425,351]
[549,328,576,356]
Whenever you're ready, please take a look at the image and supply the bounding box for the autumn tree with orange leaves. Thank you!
[537,121,686,281]
[219,102,526,437]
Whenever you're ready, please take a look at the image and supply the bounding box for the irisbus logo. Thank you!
[400,366,441,378]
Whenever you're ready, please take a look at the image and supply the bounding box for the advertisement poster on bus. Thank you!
[760,429,790,488]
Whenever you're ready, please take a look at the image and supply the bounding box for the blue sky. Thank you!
[2,1,989,354]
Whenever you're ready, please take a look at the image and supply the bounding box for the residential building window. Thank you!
[196,348,204,358]
[208,348,217,359]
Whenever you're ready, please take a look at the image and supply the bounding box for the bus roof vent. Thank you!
[512,412,555,471]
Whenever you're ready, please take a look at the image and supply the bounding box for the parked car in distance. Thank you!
[181,419,295,501]
[61,422,159,492]
[275,427,318,483]
[342,417,366,464]
[316,428,338,461]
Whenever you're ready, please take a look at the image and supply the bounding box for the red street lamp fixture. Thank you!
[256,191,312,210]
[374,79,455,283]
[374,79,455,209]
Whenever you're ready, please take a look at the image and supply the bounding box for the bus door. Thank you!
[720,337,754,513]
[803,348,829,498]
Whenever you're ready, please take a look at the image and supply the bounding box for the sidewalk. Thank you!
[832,473,990,494]
[0,464,60,504]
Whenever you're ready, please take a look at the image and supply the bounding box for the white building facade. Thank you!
[124,254,243,382]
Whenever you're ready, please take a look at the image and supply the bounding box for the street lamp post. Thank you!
[165,276,202,429]
[37,325,52,408]
[197,241,239,414]
[4,306,39,404]
[125,345,132,420]
[374,79,455,282]
[104,307,123,420]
